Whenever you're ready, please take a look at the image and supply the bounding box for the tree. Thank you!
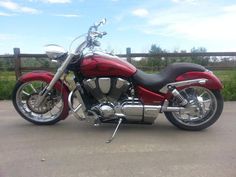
[0,60,3,70]
[191,47,209,66]
[148,44,165,70]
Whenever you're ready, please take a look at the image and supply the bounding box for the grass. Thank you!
[0,71,16,100]
[215,70,236,101]
[0,70,236,101]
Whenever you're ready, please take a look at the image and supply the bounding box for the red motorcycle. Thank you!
[12,19,223,142]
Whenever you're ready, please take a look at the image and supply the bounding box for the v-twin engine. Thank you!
[83,77,130,103]
[81,77,161,124]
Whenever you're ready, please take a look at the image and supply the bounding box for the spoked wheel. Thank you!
[12,80,68,125]
[165,86,224,131]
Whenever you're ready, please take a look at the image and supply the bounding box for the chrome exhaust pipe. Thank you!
[161,107,185,112]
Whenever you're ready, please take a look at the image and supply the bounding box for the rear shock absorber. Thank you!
[167,85,188,106]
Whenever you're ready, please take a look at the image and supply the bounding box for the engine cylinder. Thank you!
[98,78,111,94]
[83,77,130,103]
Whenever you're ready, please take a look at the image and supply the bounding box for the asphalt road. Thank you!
[0,101,235,177]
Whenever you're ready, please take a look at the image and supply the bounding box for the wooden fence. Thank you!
[0,47,236,80]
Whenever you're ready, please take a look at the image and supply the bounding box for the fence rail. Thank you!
[0,48,236,80]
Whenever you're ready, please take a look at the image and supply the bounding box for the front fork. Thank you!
[35,54,75,107]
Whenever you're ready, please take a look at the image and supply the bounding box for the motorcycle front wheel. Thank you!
[165,86,224,131]
[12,80,68,125]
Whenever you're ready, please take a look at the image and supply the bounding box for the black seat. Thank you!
[132,63,206,92]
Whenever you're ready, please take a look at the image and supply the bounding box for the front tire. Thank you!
[165,87,224,131]
[12,80,68,125]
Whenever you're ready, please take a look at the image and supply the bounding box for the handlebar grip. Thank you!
[97,32,107,38]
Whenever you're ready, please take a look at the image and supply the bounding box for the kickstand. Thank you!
[106,118,123,143]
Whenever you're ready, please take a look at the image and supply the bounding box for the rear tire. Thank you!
[165,87,223,131]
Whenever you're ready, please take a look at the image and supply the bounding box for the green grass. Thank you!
[0,80,16,100]
[0,71,16,100]
[215,70,236,101]
[0,70,236,101]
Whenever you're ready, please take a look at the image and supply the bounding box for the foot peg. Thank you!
[106,118,123,143]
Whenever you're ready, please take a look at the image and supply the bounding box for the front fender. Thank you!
[19,70,70,119]
[176,71,223,90]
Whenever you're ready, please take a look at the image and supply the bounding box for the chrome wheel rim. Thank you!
[171,87,217,127]
[16,81,64,123]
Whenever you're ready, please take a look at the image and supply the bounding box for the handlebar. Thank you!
[74,19,107,55]
[91,31,107,38]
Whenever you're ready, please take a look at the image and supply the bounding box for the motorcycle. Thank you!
[12,19,224,143]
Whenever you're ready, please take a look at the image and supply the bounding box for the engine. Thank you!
[81,77,160,124]
[83,77,130,103]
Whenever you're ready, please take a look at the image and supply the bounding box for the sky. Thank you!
[1,0,236,54]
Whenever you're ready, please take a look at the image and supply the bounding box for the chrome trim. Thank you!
[144,105,161,116]
[161,107,185,112]
[171,88,188,106]
[68,88,86,120]
[160,99,169,113]
[35,53,75,107]
[84,51,120,60]
[116,78,129,89]
[121,104,143,121]
[159,78,208,93]
[106,117,123,143]
[98,78,111,94]
[99,105,115,118]
[121,104,162,123]
[170,86,218,126]
[85,78,96,89]
[44,44,67,59]
[15,81,64,123]
[144,105,161,123]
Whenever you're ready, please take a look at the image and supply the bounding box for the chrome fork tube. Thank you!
[35,54,75,107]
[48,53,74,90]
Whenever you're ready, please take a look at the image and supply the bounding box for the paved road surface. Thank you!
[0,101,235,177]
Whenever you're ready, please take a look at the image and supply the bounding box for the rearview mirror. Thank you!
[95,18,107,28]
[100,18,107,25]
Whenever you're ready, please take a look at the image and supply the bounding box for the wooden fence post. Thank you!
[14,48,21,80]
[126,47,131,63]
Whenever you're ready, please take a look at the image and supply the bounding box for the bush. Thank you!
[0,72,16,100]
[0,80,16,100]
[221,71,236,101]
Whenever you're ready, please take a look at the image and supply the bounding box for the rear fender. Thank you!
[19,70,70,119]
[175,71,223,90]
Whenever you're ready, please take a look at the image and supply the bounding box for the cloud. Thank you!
[124,2,236,51]
[0,11,15,16]
[132,8,149,18]
[29,0,71,4]
[54,13,80,17]
[0,0,40,14]
[132,0,236,41]
[171,0,198,4]
[41,0,71,3]
[223,5,236,13]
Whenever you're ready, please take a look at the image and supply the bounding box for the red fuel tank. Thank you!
[80,52,137,78]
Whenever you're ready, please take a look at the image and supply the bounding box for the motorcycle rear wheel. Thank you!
[165,86,223,131]
[12,80,68,125]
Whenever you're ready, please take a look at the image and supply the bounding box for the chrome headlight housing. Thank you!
[44,44,67,60]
